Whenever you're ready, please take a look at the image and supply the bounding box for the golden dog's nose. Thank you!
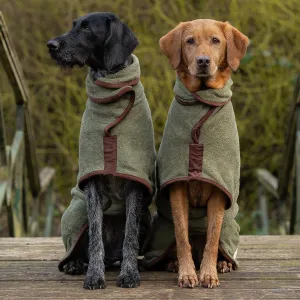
[196,56,210,67]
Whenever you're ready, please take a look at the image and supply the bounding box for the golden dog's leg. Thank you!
[199,188,226,288]
[170,182,199,288]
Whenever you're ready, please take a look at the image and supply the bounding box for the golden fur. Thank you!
[159,19,249,288]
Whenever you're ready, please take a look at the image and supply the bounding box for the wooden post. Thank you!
[0,12,40,196]
[0,95,8,211]
[258,185,269,234]
[294,105,300,234]
[0,12,55,236]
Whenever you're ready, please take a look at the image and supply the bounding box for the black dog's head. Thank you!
[47,12,138,71]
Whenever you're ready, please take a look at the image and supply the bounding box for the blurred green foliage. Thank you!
[0,0,300,234]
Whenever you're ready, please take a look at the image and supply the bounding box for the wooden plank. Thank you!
[0,281,300,299]
[0,260,300,282]
[0,12,40,196]
[1,235,300,245]
[0,236,300,261]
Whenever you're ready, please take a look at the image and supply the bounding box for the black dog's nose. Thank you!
[196,56,210,67]
[47,40,59,50]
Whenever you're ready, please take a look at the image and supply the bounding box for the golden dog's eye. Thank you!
[212,37,220,44]
[186,38,195,44]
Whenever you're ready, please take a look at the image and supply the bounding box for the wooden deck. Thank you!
[0,236,300,299]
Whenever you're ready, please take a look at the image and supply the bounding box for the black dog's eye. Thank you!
[212,37,220,44]
[186,38,195,44]
[81,21,90,31]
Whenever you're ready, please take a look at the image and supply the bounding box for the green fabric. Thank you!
[78,54,156,190]
[158,77,239,206]
[61,185,87,252]
[61,55,156,255]
[143,77,240,268]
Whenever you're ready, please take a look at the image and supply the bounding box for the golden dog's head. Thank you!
[159,19,249,90]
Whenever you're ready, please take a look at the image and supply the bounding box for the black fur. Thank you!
[47,13,145,289]
[47,12,138,76]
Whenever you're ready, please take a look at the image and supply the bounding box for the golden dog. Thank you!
[159,19,249,288]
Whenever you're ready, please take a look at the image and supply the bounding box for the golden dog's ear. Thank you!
[159,23,186,70]
[224,22,249,71]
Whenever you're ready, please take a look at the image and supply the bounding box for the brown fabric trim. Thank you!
[103,136,117,173]
[104,90,135,136]
[58,223,88,271]
[78,170,153,194]
[95,78,139,89]
[191,107,216,143]
[161,176,233,209]
[189,144,204,177]
[175,95,200,106]
[88,86,133,104]
[192,93,231,107]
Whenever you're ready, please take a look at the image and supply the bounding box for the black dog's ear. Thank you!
[104,18,139,71]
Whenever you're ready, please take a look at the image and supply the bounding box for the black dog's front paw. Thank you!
[83,274,106,290]
[63,260,86,275]
[117,270,140,288]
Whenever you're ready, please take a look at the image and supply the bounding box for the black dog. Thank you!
[47,12,147,289]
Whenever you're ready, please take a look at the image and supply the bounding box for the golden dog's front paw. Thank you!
[199,265,219,288]
[178,270,199,288]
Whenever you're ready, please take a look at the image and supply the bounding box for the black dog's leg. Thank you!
[83,179,106,290]
[117,184,143,288]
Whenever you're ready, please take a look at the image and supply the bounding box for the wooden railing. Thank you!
[256,76,300,235]
[0,12,55,237]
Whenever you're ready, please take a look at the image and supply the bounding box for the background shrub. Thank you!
[1,0,299,234]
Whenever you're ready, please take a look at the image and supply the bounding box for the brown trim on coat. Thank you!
[88,86,136,137]
[58,223,88,271]
[78,170,153,194]
[104,91,135,136]
[160,176,233,209]
[192,93,231,107]
[95,78,139,89]
[88,86,133,104]
[191,107,216,143]
[103,136,117,172]
[189,143,204,177]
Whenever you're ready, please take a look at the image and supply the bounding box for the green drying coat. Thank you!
[58,55,156,270]
[143,77,240,268]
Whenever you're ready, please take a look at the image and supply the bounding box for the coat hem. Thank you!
[58,223,88,271]
[160,176,233,209]
[78,170,153,194]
